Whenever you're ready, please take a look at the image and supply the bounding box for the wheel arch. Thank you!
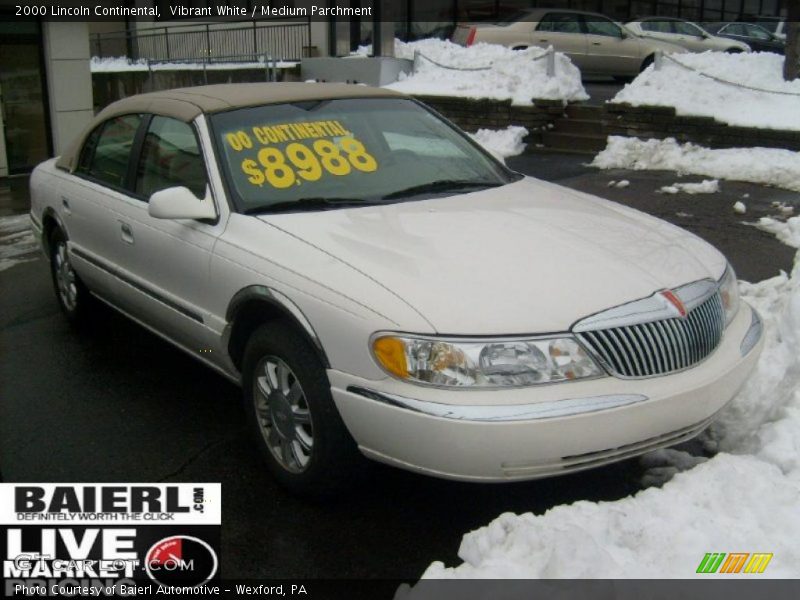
[640,53,656,72]
[41,208,67,257]
[225,285,330,373]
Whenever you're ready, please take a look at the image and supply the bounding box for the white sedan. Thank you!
[30,83,763,493]
[626,17,751,53]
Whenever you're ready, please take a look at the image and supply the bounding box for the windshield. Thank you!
[210,97,517,214]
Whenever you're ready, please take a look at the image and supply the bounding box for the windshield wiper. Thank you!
[382,179,503,200]
[245,197,378,215]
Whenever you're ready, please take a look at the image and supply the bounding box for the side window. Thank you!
[537,14,581,34]
[724,24,745,36]
[674,21,702,36]
[585,18,623,38]
[641,21,672,33]
[76,127,102,173]
[135,116,207,200]
[746,25,771,40]
[81,115,142,189]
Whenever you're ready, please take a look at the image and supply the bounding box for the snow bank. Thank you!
[593,137,800,192]
[612,52,800,131]
[384,39,588,105]
[659,179,720,195]
[420,237,800,578]
[0,214,38,272]
[468,126,528,162]
[756,215,800,249]
[91,56,297,72]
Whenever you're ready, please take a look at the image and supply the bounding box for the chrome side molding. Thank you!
[347,386,649,421]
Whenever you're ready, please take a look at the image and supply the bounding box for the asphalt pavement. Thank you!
[1,154,798,580]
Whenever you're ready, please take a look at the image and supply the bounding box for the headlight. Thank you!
[371,334,603,388]
[718,264,740,327]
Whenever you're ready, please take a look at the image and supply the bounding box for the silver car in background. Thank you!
[626,17,751,53]
[452,8,686,78]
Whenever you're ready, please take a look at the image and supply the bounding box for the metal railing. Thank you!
[91,18,313,63]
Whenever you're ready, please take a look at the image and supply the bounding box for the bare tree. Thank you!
[785,1,800,81]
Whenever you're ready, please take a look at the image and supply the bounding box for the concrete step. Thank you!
[551,118,604,136]
[565,104,604,120]
[540,131,608,155]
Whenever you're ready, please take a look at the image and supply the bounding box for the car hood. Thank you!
[256,178,726,334]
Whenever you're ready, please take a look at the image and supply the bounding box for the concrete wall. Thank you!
[42,22,94,155]
[604,103,800,152]
[415,95,567,147]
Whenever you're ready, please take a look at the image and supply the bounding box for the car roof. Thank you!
[56,83,405,172]
[636,16,685,22]
[513,8,612,19]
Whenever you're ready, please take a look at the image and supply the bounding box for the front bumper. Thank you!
[328,302,764,481]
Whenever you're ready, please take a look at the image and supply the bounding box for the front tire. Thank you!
[242,321,364,495]
[49,228,92,325]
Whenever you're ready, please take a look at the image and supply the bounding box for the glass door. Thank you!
[0,20,51,175]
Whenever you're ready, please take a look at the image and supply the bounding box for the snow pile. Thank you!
[384,39,588,104]
[613,52,800,131]
[420,239,800,578]
[91,56,297,72]
[756,215,800,249]
[468,126,528,162]
[733,201,747,214]
[0,214,38,272]
[593,137,800,192]
[659,179,719,195]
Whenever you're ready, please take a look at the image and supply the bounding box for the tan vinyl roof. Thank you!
[56,83,406,172]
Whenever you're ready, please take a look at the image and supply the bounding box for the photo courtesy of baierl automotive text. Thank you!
[1,0,799,596]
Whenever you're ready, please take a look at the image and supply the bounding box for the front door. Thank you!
[581,18,642,77]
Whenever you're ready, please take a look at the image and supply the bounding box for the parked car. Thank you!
[746,16,786,40]
[703,22,785,54]
[30,83,763,493]
[626,17,750,53]
[452,8,687,78]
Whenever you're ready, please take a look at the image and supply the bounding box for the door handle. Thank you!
[61,197,71,215]
[592,41,602,45]
[120,222,134,244]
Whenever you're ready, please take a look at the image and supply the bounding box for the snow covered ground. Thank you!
[91,56,298,72]
[659,179,720,195]
[418,215,800,578]
[593,137,800,192]
[0,214,38,273]
[468,126,528,162]
[612,52,800,131]
[383,39,588,105]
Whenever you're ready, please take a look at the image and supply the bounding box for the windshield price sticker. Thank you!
[224,120,379,189]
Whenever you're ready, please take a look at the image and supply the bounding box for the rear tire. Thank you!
[242,321,364,495]
[49,228,92,326]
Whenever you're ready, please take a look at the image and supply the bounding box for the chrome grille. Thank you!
[577,292,725,378]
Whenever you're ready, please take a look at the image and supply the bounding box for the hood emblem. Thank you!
[661,290,687,318]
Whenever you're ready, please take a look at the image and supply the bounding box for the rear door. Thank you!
[581,16,642,76]
[637,20,677,45]
[68,114,144,299]
[533,13,586,69]
[672,20,712,51]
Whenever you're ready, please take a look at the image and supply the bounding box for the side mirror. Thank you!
[148,186,217,221]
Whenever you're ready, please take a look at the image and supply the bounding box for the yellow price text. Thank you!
[240,137,378,189]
